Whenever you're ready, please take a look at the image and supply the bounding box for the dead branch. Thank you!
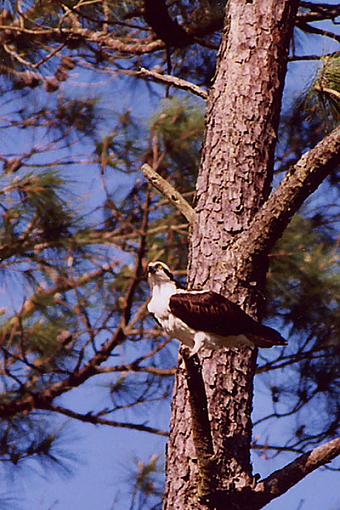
[98,365,175,377]
[298,2,340,22]
[126,67,208,99]
[141,163,196,224]
[297,22,340,43]
[253,437,340,506]
[182,349,216,504]
[46,403,169,436]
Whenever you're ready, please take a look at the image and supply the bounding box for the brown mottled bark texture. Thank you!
[164,1,299,509]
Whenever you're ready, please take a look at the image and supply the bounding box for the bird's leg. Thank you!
[190,332,205,357]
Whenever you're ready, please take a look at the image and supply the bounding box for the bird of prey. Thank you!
[147,261,286,355]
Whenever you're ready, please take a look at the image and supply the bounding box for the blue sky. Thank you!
[13,374,340,510]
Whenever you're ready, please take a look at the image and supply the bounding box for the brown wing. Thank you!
[169,291,286,345]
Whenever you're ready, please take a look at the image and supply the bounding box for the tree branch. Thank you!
[126,67,208,99]
[237,125,340,257]
[300,0,340,9]
[253,437,340,507]
[0,25,165,55]
[288,53,334,61]
[181,349,216,505]
[46,403,169,436]
[297,22,340,43]
[141,163,196,224]
[297,2,340,22]
[314,85,340,101]
[98,364,175,377]
[0,222,189,260]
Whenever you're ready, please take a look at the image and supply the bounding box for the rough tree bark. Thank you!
[164,1,299,509]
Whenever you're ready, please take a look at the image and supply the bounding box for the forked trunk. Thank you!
[164,1,298,509]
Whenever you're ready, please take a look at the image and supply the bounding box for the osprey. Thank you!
[147,261,286,355]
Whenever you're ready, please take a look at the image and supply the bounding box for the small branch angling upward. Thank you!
[237,124,340,258]
[126,67,208,99]
[254,437,340,507]
[141,163,196,223]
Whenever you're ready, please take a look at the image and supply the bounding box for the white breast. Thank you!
[147,282,176,319]
[148,284,195,348]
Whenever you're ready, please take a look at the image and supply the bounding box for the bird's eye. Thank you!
[156,264,163,270]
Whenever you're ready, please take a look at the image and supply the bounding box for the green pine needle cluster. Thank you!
[304,53,340,127]
[151,99,204,186]
[0,417,75,474]
[267,214,339,346]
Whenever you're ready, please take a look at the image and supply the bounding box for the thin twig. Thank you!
[47,403,169,436]
[297,22,340,43]
[314,85,340,101]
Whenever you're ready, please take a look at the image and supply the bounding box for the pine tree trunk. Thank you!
[164,1,298,509]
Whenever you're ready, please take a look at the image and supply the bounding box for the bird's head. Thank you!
[147,261,175,287]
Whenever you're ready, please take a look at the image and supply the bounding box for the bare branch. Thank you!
[237,125,340,257]
[297,22,340,43]
[181,349,216,504]
[46,403,169,436]
[297,2,340,22]
[314,85,340,101]
[142,163,196,224]
[300,0,340,10]
[90,30,165,54]
[126,67,208,99]
[254,438,340,506]
[97,337,176,378]
[288,53,336,61]
[98,364,176,377]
